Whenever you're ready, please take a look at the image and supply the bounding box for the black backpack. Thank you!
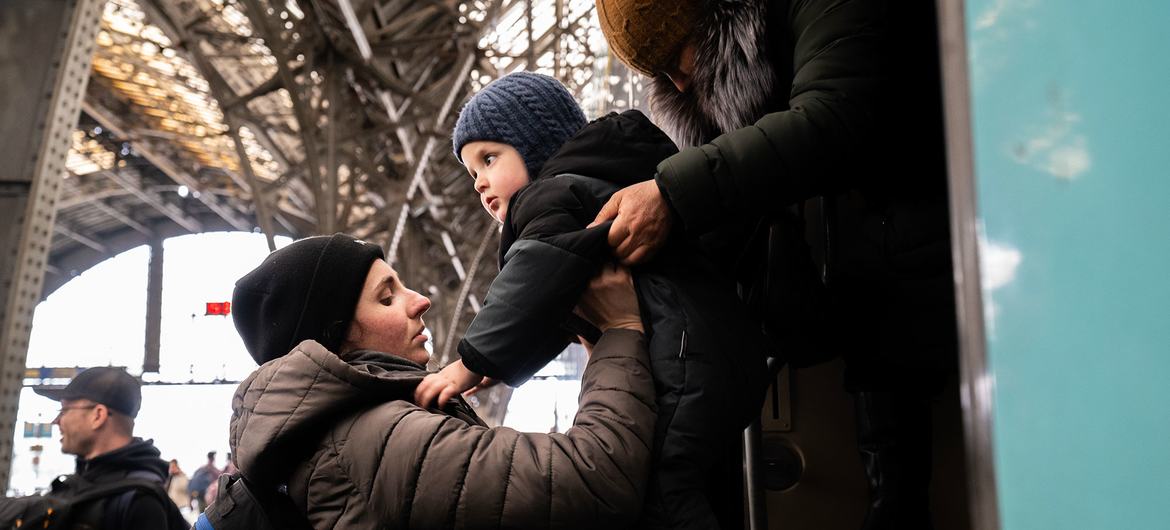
[195,473,312,530]
[0,471,188,529]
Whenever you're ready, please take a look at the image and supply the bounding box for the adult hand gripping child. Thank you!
[413,263,639,408]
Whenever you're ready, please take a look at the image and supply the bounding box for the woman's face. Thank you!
[343,259,432,364]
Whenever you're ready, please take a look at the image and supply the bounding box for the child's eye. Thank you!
[484,154,497,166]
[380,297,393,306]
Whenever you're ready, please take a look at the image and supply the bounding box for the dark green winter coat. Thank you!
[649,0,956,392]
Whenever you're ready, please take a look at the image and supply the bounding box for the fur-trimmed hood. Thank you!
[648,0,780,148]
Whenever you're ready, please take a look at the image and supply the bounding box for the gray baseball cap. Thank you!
[35,367,141,418]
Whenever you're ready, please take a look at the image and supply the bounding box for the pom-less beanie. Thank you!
[452,72,587,178]
[597,0,702,77]
[232,233,384,365]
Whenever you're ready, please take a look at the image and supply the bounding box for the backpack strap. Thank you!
[104,469,168,530]
[19,477,166,529]
[57,477,164,507]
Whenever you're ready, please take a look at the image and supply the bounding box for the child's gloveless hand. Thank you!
[414,360,484,409]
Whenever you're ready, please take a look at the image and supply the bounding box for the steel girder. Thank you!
[0,0,107,489]
[22,0,618,427]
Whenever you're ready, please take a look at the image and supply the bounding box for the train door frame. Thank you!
[937,1,1000,530]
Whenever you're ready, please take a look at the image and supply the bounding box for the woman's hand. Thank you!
[575,263,642,333]
[414,360,484,408]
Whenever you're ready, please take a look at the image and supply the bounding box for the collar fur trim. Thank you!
[647,0,777,148]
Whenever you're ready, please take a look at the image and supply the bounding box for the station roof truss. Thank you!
[46,0,653,391]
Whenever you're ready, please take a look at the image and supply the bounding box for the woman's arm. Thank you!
[392,267,656,528]
[392,329,654,528]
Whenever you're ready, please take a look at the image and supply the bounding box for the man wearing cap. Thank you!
[34,367,184,528]
[593,1,957,529]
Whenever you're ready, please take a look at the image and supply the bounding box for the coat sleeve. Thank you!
[399,329,656,529]
[655,0,884,236]
[458,184,611,386]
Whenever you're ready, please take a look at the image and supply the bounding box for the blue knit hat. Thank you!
[452,72,587,178]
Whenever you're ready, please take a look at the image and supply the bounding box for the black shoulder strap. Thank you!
[20,478,165,529]
[104,470,179,530]
[62,477,165,507]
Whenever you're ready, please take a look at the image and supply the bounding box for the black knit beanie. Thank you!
[232,233,385,365]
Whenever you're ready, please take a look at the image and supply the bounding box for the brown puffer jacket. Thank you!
[229,329,655,529]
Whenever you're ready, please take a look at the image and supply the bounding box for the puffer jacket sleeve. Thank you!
[458,181,611,386]
[655,0,884,236]
[376,329,656,528]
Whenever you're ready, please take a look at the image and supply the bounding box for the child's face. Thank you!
[460,140,530,223]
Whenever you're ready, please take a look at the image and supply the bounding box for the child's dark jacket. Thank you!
[458,110,770,428]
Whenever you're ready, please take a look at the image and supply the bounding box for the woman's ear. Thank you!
[336,319,363,354]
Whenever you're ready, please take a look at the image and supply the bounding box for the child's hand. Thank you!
[414,360,484,408]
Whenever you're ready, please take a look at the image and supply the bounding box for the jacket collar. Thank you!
[75,437,168,481]
[647,0,778,147]
[498,110,679,268]
[534,110,678,185]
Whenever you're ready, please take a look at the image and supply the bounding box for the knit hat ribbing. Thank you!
[232,233,384,365]
[452,72,587,178]
[597,0,702,77]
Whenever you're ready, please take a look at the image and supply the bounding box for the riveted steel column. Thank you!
[0,0,104,487]
[143,236,164,373]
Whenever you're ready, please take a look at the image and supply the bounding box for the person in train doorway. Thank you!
[593,0,959,529]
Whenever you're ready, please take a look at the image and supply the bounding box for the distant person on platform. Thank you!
[32,367,188,528]
[165,459,191,510]
[187,451,219,513]
[201,452,237,509]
